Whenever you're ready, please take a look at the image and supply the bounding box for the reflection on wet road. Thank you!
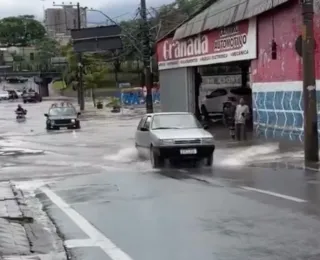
[2,100,320,260]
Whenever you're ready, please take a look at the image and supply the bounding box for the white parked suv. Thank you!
[199,86,251,120]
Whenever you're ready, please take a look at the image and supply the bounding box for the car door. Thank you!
[135,116,147,149]
[204,88,228,113]
[140,116,152,149]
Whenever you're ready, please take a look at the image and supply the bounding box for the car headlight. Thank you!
[71,119,76,123]
[160,139,175,145]
[202,137,214,144]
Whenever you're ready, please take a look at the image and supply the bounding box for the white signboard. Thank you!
[201,75,242,90]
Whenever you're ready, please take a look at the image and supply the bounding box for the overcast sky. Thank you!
[0,0,173,23]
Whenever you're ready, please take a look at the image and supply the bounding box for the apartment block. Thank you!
[44,6,87,37]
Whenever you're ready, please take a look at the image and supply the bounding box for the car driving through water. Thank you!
[135,112,215,168]
[22,90,42,103]
[45,103,81,130]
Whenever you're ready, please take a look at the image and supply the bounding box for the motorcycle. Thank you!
[15,109,27,120]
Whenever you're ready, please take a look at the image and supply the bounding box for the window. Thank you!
[137,116,147,130]
[144,116,152,129]
[151,114,201,129]
[206,88,228,99]
[48,107,76,116]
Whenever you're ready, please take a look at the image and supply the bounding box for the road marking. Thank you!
[65,239,94,248]
[241,186,307,203]
[40,186,134,260]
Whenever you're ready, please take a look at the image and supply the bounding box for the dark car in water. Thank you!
[45,103,81,130]
[22,91,42,103]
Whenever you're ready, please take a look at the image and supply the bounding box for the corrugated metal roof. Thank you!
[156,0,218,42]
[173,0,291,40]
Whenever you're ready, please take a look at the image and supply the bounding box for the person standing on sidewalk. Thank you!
[234,97,249,141]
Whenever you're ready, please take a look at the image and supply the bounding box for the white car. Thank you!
[200,86,252,119]
[0,90,9,100]
[135,112,215,168]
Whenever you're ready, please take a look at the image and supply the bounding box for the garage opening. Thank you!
[194,61,253,134]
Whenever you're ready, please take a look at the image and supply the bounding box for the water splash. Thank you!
[104,147,141,163]
[216,143,280,167]
[103,147,152,171]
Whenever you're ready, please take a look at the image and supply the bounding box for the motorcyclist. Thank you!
[16,104,25,114]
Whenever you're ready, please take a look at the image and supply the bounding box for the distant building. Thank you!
[2,46,36,64]
[44,6,87,38]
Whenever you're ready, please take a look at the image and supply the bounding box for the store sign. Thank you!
[201,75,242,89]
[157,18,257,70]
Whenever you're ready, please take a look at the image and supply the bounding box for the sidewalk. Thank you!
[0,182,67,260]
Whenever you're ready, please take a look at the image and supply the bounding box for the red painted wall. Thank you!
[252,0,320,83]
[251,0,304,83]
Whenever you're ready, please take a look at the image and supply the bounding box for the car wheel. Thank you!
[75,122,81,129]
[46,125,51,130]
[205,153,213,166]
[150,146,164,168]
[23,100,27,103]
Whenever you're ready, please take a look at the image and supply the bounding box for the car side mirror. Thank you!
[203,124,209,129]
[140,127,148,131]
[44,113,48,117]
[77,112,81,116]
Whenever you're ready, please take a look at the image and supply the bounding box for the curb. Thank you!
[0,182,32,256]
[9,182,33,223]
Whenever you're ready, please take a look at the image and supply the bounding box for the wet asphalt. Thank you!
[2,100,320,259]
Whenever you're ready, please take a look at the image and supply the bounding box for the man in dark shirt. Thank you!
[223,97,237,139]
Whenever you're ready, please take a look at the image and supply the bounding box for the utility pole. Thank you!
[76,2,85,111]
[301,0,318,162]
[140,0,153,113]
[53,2,84,110]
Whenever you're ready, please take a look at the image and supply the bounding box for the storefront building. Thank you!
[156,0,320,142]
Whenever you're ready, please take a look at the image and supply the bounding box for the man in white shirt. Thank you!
[234,97,249,141]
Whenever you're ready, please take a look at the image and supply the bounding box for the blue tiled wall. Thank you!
[121,90,160,106]
[253,90,320,142]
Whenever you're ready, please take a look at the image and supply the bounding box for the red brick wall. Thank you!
[251,0,304,83]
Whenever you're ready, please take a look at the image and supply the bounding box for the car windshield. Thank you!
[49,107,76,116]
[151,114,202,129]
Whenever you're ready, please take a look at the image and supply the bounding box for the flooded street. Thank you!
[1,100,320,260]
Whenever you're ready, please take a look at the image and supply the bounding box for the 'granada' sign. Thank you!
[157,18,256,70]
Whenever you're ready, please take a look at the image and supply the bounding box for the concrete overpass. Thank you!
[0,71,61,78]
[0,71,63,97]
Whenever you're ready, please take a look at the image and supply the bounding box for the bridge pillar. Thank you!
[39,82,49,97]
[34,77,53,97]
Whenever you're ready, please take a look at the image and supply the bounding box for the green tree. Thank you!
[34,37,60,71]
[84,64,108,106]
[61,43,79,90]
[61,43,110,105]
[0,15,46,46]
